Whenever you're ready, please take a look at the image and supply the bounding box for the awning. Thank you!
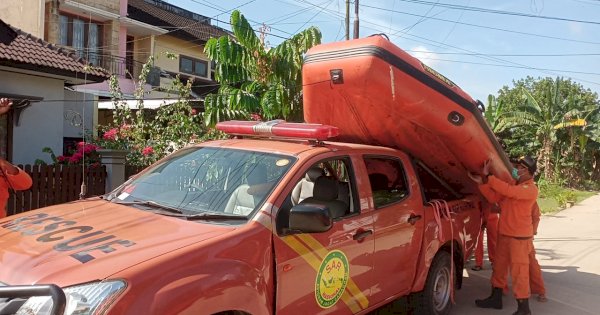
[98,99,179,110]
[72,77,152,98]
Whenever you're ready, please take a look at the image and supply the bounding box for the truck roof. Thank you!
[201,138,403,156]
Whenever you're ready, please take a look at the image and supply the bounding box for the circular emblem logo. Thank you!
[315,250,349,308]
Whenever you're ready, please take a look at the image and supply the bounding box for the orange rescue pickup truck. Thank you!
[0,121,481,315]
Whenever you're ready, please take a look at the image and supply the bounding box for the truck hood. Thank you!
[0,199,235,286]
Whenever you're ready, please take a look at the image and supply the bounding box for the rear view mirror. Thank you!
[289,203,332,233]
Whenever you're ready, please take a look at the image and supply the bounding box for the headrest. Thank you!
[247,163,267,186]
[305,166,325,182]
[369,173,389,191]
[313,177,339,201]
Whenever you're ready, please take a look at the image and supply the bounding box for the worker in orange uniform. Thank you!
[0,98,33,218]
[472,201,499,271]
[468,156,538,315]
[530,201,547,302]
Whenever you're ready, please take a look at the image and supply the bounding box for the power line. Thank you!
[404,51,600,57]
[361,3,600,46]
[293,0,336,34]
[394,0,600,26]
[280,0,600,86]
[417,57,600,76]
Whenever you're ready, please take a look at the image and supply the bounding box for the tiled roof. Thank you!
[0,20,109,82]
[128,0,229,43]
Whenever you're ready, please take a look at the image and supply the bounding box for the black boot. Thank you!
[475,287,503,309]
[513,298,531,315]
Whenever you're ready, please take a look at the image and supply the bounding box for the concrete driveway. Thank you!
[374,193,600,315]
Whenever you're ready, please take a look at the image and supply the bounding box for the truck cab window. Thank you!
[277,157,356,235]
[414,161,462,202]
[364,156,409,209]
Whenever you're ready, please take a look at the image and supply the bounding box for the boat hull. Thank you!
[303,36,513,194]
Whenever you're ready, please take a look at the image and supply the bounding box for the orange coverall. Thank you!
[0,168,32,218]
[474,203,499,267]
[530,202,546,296]
[479,175,538,299]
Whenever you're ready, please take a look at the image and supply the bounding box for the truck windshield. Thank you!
[109,147,295,218]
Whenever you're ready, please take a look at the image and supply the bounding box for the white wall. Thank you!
[0,71,64,164]
[0,0,45,37]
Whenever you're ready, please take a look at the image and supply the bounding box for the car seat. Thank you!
[300,176,348,219]
[224,163,268,215]
[290,166,324,205]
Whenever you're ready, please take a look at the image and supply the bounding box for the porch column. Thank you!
[98,149,127,192]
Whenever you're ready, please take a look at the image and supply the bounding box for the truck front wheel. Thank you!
[416,251,453,315]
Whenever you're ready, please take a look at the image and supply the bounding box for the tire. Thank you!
[415,251,453,315]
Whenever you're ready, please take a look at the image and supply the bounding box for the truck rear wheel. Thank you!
[416,251,453,315]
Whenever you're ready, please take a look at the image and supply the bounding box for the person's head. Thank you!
[511,155,536,182]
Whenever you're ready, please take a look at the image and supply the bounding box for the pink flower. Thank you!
[69,154,81,163]
[121,124,131,130]
[103,128,118,140]
[191,109,198,115]
[77,141,86,148]
[57,155,66,162]
[142,146,154,156]
[83,144,98,154]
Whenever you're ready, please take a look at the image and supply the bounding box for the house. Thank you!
[0,0,229,127]
[126,0,228,96]
[0,18,109,164]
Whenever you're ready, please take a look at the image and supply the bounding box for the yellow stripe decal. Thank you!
[295,234,370,310]
[282,235,362,313]
[255,212,368,312]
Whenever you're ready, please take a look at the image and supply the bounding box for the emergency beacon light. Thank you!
[216,120,339,141]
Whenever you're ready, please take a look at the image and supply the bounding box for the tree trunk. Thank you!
[541,138,553,180]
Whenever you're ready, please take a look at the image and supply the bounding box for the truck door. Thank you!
[363,155,426,303]
[273,156,374,314]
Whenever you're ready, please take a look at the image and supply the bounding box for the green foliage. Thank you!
[92,55,214,167]
[492,76,600,188]
[554,190,576,208]
[203,10,322,126]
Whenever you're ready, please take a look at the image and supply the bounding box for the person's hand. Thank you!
[0,158,19,175]
[482,159,492,176]
[467,171,483,184]
[0,98,12,115]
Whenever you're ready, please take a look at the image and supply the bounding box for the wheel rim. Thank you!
[432,265,451,311]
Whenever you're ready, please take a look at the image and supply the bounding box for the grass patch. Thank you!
[538,187,597,214]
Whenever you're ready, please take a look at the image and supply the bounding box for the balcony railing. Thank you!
[85,52,145,79]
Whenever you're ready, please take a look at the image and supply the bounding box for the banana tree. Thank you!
[501,78,570,180]
[203,10,322,126]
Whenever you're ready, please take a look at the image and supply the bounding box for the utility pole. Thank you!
[353,0,359,39]
[345,0,350,40]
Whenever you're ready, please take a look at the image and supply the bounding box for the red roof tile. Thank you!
[0,21,109,82]
[128,0,229,43]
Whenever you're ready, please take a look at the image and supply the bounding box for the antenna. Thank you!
[79,13,93,200]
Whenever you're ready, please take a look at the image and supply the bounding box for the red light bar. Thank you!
[216,120,339,141]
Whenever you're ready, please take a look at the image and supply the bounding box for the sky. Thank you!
[167,0,600,103]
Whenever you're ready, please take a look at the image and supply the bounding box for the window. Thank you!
[364,156,409,208]
[117,147,295,217]
[414,161,462,202]
[57,14,102,64]
[179,55,208,77]
[277,157,357,234]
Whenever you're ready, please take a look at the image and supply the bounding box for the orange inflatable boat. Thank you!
[303,35,513,194]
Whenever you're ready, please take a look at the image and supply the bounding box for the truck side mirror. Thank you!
[289,203,333,233]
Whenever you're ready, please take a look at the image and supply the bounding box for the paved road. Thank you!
[375,193,600,315]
